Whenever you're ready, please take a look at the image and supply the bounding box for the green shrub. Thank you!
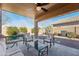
[58,33,62,36]
[6,27,19,36]
[76,35,79,39]
[67,32,77,38]
[31,28,39,33]
[31,28,35,34]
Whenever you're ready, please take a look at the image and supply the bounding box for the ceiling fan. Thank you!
[35,3,49,12]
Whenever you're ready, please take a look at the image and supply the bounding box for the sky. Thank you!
[2,10,34,28]
[2,10,79,28]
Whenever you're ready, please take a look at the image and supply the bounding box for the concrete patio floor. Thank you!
[6,41,79,56]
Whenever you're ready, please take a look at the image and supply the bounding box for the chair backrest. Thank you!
[24,33,33,41]
[46,34,53,39]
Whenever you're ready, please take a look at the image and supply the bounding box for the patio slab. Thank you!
[18,42,79,56]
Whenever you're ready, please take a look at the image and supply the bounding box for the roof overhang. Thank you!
[53,21,79,27]
[1,3,79,22]
[36,4,79,21]
[53,16,79,27]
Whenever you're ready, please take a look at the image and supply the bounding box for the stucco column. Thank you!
[0,10,2,33]
[34,20,38,38]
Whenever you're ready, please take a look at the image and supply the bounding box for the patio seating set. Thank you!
[5,33,55,56]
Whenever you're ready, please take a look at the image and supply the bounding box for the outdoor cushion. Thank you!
[6,35,18,40]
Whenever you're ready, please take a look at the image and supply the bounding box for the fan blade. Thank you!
[41,8,48,12]
[36,3,49,6]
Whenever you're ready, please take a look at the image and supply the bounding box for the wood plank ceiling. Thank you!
[1,3,79,22]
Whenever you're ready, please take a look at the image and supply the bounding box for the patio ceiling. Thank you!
[2,3,36,19]
[1,3,79,22]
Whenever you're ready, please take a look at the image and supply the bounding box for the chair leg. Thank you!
[43,40,45,44]
[11,42,16,48]
[23,37,25,44]
[25,41,27,46]
[16,42,18,46]
[53,41,55,46]
[23,40,24,44]
[27,44,30,52]
[50,42,52,48]
[53,38,55,46]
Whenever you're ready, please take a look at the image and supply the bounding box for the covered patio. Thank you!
[0,3,79,56]
[1,3,79,37]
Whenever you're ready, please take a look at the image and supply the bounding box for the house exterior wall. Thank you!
[53,16,79,35]
[53,25,79,35]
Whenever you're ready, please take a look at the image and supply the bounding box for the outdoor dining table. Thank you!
[26,39,48,56]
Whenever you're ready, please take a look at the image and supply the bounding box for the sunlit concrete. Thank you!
[6,41,79,56]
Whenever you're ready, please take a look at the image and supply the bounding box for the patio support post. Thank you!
[74,26,76,34]
[34,20,38,38]
[0,10,2,33]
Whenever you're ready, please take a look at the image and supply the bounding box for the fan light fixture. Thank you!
[36,6,41,11]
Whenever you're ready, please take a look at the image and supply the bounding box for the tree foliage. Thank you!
[19,27,27,33]
[6,27,19,36]
[31,28,35,33]
[31,28,39,34]
[45,26,53,35]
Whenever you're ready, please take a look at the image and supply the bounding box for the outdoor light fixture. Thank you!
[36,6,41,11]
[35,3,48,12]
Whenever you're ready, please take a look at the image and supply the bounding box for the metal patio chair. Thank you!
[43,35,55,48]
[23,33,33,46]
[6,35,21,49]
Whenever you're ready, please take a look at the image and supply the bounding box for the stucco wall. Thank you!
[53,25,79,35]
